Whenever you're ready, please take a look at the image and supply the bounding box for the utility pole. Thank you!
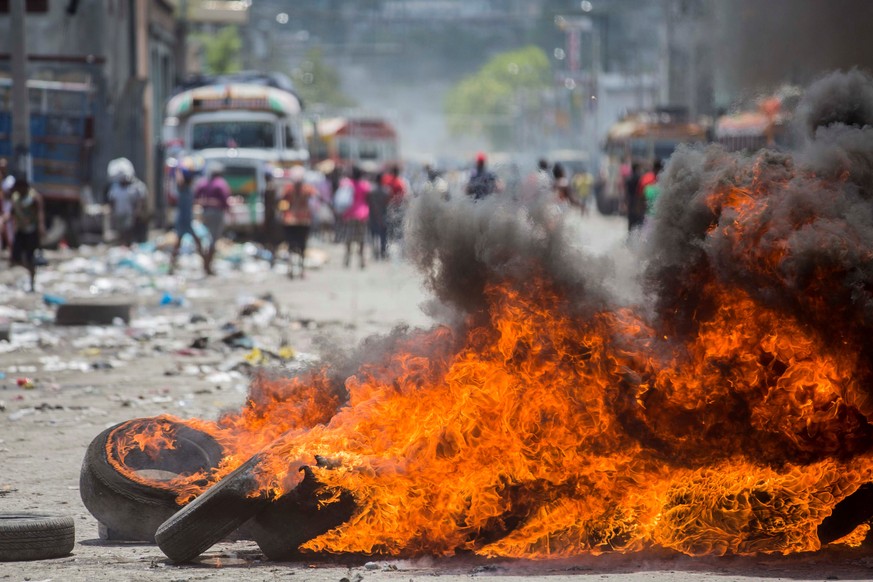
[555,14,596,153]
[10,0,30,178]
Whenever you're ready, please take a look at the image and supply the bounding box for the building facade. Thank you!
[0,0,178,219]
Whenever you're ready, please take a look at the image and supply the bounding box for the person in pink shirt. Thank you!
[342,165,371,269]
[194,162,232,275]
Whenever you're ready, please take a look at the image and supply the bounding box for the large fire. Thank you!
[107,70,873,559]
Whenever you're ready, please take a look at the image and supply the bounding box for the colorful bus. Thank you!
[162,78,308,233]
[306,117,400,172]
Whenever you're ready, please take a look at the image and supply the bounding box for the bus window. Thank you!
[192,121,276,149]
[359,141,380,161]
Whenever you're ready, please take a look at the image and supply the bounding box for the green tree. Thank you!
[196,26,243,75]
[290,48,355,109]
[444,46,552,148]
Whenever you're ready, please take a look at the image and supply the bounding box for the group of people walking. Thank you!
[332,164,407,269]
[464,152,592,213]
[0,149,665,292]
[167,159,408,278]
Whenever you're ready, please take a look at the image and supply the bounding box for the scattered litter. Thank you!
[43,293,67,306]
[159,291,185,307]
[221,330,254,350]
[190,337,209,349]
[204,371,241,384]
[8,407,35,421]
[16,377,34,390]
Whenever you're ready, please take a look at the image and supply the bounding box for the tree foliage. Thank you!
[291,48,355,110]
[196,26,243,75]
[444,46,552,147]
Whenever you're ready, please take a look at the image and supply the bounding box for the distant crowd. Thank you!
[0,151,665,291]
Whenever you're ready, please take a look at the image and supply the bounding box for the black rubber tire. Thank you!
[818,482,873,545]
[55,302,133,326]
[250,465,356,561]
[155,453,271,563]
[0,513,75,561]
[79,418,225,542]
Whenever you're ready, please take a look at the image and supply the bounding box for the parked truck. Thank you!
[0,78,100,246]
[162,73,309,237]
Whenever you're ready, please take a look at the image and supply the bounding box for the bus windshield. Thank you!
[191,121,276,149]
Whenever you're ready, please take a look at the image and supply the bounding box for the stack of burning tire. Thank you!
[79,416,354,562]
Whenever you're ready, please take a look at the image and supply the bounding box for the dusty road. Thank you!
[1,211,871,581]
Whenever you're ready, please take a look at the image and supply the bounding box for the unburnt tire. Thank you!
[0,513,75,561]
[79,418,225,542]
[155,453,270,563]
[55,302,133,326]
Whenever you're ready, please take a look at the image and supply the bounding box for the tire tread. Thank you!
[0,514,75,562]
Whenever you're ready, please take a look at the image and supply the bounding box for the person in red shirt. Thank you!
[381,164,407,244]
[637,159,663,218]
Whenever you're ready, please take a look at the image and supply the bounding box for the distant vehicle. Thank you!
[0,78,100,247]
[715,89,800,153]
[306,117,400,173]
[598,108,708,215]
[162,76,308,236]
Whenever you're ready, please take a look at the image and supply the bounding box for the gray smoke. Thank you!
[403,188,618,321]
[289,70,873,437]
[644,70,873,351]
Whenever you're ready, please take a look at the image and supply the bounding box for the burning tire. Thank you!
[0,513,75,561]
[249,465,356,561]
[155,453,270,563]
[818,483,873,545]
[79,418,225,542]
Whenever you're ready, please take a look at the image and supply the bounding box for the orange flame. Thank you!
[106,170,873,557]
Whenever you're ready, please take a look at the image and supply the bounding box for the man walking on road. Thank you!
[169,155,206,275]
[8,174,44,292]
[280,166,316,279]
[107,159,146,247]
[465,152,500,200]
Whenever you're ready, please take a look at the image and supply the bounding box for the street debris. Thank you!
[0,241,326,440]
